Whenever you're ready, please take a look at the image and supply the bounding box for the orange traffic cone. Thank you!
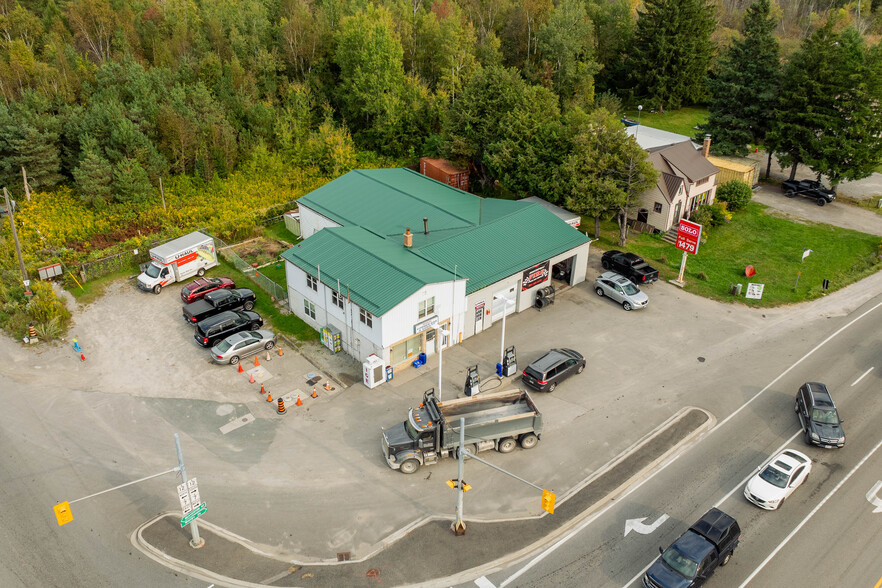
[254,356,260,367]
[260,384,266,395]
[277,347,284,356]
[266,391,273,402]
[324,382,332,391]
[295,395,303,407]
[277,397,286,414]
[249,372,255,384]
[237,363,244,373]
[311,387,318,399]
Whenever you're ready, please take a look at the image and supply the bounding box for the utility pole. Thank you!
[174,433,204,548]
[21,167,31,201]
[3,187,30,294]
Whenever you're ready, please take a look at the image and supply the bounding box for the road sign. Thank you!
[180,502,207,527]
[541,489,556,514]
[178,482,192,514]
[675,220,702,255]
[53,501,74,526]
[187,477,201,506]
[745,283,764,299]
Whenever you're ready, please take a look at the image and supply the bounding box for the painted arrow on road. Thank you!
[624,513,669,537]
[866,480,882,513]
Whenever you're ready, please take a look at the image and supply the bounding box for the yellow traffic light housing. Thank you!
[541,489,556,514]
[54,501,74,526]
[446,480,472,491]
[447,479,456,489]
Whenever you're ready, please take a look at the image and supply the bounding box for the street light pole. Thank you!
[437,327,450,400]
[495,297,514,367]
[3,187,29,294]
[636,105,643,138]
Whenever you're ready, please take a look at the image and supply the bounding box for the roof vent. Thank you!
[404,228,412,248]
[423,217,429,235]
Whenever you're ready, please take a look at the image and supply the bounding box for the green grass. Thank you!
[623,106,709,138]
[588,201,882,307]
[263,220,299,244]
[68,265,140,304]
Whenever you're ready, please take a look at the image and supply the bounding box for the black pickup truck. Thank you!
[781,179,836,206]
[182,288,256,324]
[601,250,659,285]
[643,508,741,588]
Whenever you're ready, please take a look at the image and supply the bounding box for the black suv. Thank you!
[195,310,263,348]
[644,508,740,588]
[781,179,836,206]
[521,348,585,392]
[795,382,845,448]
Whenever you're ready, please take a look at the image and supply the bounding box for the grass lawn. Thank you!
[587,201,882,307]
[68,265,140,304]
[263,220,299,244]
[622,106,709,138]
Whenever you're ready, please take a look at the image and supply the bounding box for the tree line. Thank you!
[0,0,879,225]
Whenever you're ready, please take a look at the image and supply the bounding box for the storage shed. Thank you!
[707,156,759,187]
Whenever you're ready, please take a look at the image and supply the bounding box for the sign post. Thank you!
[674,220,703,285]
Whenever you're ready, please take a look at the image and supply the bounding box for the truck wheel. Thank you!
[816,198,826,206]
[153,284,162,294]
[601,259,611,270]
[623,301,632,311]
[785,190,796,198]
[400,459,420,474]
[520,433,539,449]
[197,268,206,277]
[595,287,604,297]
[498,438,517,453]
[720,551,733,566]
[264,341,275,350]
[243,301,255,310]
[230,356,240,365]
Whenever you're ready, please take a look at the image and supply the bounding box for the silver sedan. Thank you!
[210,330,277,364]
[594,271,649,311]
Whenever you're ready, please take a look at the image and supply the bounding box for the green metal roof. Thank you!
[287,169,590,314]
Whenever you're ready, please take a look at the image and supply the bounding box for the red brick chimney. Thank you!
[702,134,712,158]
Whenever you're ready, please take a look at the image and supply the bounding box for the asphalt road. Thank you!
[472,295,882,588]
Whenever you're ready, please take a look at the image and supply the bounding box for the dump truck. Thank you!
[382,388,543,474]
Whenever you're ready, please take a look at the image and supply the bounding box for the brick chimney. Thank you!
[702,134,712,158]
[404,228,412,248]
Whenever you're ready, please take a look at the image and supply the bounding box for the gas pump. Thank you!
[500,346,517,377]
[464,365,481,397]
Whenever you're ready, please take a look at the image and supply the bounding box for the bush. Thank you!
[715,180,752,211]
[690,203,732,228]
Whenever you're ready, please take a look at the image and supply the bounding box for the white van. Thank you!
[137,232,218,294]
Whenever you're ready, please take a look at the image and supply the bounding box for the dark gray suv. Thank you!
[521,348,585,392]
[795,382,845,448]
[195,310,263,348]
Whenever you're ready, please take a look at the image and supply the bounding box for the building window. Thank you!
[306,273,318,291]
[653,202,663,213]
[332,290,344,310]
[360,308,373,328]
[303,300,316,319]
[418,296,435,319]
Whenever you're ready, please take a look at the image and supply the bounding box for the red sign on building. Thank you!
[675,220,703,255]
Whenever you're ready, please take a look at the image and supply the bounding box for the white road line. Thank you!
[474,576,497,588]
[851,366,874,387]
[505,300,882,588]
[739,435,882,587]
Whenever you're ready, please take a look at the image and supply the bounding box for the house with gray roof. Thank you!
[282,168,591,374]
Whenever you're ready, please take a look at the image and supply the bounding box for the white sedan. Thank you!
[744,448,812,510]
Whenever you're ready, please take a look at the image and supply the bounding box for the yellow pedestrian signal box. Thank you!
[541,489,556,514]
[54,501,74,526]
[446,480,472,491]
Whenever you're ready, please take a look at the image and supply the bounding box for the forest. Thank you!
[0,0,880,264]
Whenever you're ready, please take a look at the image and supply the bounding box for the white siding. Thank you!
[298,204,342,238]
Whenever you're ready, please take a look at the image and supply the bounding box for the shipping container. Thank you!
[420,157,470,191]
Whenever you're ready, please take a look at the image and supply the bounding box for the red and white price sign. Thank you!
[675,220,702,255]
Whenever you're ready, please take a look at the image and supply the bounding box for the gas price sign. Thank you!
[675,220,702,255]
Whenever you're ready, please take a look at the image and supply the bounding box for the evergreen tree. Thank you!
[73,135,113,207]
[0,94,64,192]
[626,0,716,112]
[700,0,780,156]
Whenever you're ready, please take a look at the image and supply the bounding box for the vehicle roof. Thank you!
[777,449,810,467]
[805,382,834,406]
[672,530,715,560]
[197,310,239,327]
[690,508,738,546]
[599,271,633,285]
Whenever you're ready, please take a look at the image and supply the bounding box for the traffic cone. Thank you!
[265,350,271,362]
[260,384,266,395]
[266,391,273,402]
[237,363,244,373]
[311,387,318,399]
[295,395,303,407]
[249,372,255,384]
[277,347,284,357]
[277,397,286,414]
[254,356,260,367]
[80,353,86,361]
[324,382,332,391]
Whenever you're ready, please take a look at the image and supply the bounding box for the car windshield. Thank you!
[759,465,788,488]
[621,282,640,295]
[812,408,839,425]
[661,546,699,579]
[145,263,161,278]
[215,339,234,353]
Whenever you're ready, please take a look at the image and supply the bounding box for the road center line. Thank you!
[851,366,874,387]
[738,435,882,587]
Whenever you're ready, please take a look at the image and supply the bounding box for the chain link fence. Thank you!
[213,235,288,303]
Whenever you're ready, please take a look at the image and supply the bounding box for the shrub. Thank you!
[715,180,752,211]
[26,281,71,325]
[690,203,731,228]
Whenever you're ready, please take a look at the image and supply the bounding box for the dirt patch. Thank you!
[230,237,285,265]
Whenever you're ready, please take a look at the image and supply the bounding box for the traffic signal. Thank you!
[446,480,472,492]
[541,489,556,514]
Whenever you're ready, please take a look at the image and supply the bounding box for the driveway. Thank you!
[752,184,882,236]
[745,150,882,202]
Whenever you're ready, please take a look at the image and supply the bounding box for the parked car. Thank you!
[182,288,256,323]
[644,508,740,588]
[194,310,263,348]
[743,448,812,510]
[180,276,235,304]
[594,271,649,311]
[795,382,845,448]
[781,179,836,206]
[210,330,276,364]
[601,250,659,285]
[521,348,585,393]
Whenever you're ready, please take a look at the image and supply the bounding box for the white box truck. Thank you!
[137,232,218,294]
